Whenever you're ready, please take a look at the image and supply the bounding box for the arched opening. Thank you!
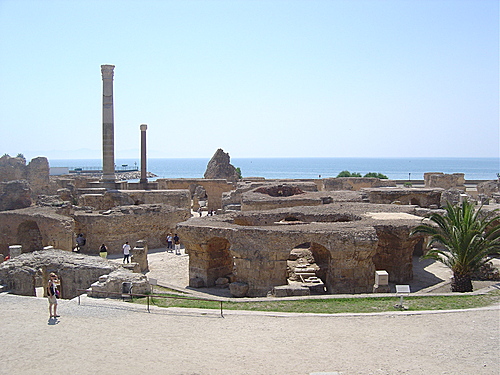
[17,221,43,253]
[410,198,420,206]
[206,237,233,287]
[287,242,330,293]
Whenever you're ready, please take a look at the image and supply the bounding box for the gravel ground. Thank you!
[2,249,500,374]
[1,292,498,375]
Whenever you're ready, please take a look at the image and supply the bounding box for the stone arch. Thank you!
[205,237,233,287]
[287,242,330,293]
[410,197,420,206]
[17,220,43,253]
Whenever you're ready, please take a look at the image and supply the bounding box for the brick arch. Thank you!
[288,241,331,292]
[17,220,43,252]
[205,237,233,287]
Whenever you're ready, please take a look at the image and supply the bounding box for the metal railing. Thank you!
[77,289,225,317]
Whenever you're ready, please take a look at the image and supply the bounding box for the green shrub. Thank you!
[364,172,388,179]
[336,170,361,178]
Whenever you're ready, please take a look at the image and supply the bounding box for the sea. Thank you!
[48,157,499,181]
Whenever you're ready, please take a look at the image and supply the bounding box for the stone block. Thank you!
[9,245,22,258]
[189,277,205,288]
[229,281,249,297]
[272,285,310,297]
[375,270,389,286]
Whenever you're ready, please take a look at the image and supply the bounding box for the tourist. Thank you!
[173,234,180,255]
[99,244,108,258]
[75,233,86,252]
[122,241,131,263]
[166,233,173,252]
[47,272,60,318]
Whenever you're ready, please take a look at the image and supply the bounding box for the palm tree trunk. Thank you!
[451,272,473,292]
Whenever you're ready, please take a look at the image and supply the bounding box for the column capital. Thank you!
[140,124,148,131]
[101,64,115,79]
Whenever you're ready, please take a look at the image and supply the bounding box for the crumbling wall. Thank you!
[0,249,120,299]
[0,207,74,254]
[156,179,235,211]
[363,188,443,208]
[424,172,465,190]
[323,177,395,191]
[74,204,191,255]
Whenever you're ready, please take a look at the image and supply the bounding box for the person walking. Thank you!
[166,233,173,253]
[173,233,181,255]
[99,244,108,258]
[122,241,131,263]
[47,272,60,318]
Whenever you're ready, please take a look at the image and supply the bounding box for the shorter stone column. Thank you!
[131,240,149,272]
[9,245,22,258]
[373,270,390,293]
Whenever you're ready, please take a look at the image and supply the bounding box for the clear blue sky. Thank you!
[0,0,498,160]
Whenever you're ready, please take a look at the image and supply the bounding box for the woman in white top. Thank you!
[47,272,60,318]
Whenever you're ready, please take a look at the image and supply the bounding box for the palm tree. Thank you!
[411,200,500,292]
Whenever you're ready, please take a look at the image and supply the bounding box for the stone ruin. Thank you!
[177,201,426,297]
[1,153,499,300]
[0,248,150,299]
[204,148,240,183]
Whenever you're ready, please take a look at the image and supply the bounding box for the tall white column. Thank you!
[101,64,115,182]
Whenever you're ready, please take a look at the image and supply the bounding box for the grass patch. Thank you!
[132,288,500,314]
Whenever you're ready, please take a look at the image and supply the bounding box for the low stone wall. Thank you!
[79,189,190,211]
[363,188,443,208]
[89,269,150,298]
[323,177,395,191]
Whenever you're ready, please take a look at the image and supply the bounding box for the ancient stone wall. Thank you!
[363,188,442,208]
[79,189,190,211]
[0,180,32,211]
[424,172,465,190]
[177,204,423,296]
[0,155,50,196]
[0,207,74,254]
[323,177,395,191]
[74,204,190,255]
[0,249,120,299]
[156,179,235,211]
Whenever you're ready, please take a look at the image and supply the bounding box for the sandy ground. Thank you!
[1,292,499,375]
[4,248,500,375]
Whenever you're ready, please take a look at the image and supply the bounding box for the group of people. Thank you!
[166,233,181,255]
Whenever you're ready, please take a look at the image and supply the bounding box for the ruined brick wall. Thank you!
[156,179,235,210]
[424,172,465,190]
[323,177,395,191]
[0,156,50,196]
[364,188,442,208]
[0,207,74,254]
[74,204,191,255]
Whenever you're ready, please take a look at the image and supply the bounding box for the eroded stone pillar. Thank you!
[101,64,116,182]
[140,124,148,184]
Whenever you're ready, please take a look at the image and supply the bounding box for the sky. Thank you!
[0,0,498,160]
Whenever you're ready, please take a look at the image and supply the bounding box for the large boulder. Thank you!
[204,149,240,183]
